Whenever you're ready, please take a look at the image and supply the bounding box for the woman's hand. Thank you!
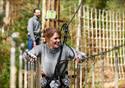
[75,52,87,63]
[22,50,37,63]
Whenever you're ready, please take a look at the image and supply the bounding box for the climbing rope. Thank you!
[85,43,125,61]
[60,0,83,42]
[67,0,83,26]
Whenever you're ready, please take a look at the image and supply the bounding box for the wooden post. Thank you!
[79,63,83,88]
[24,61,28,88]
[19,45,23,88]
[84,62,88,88]
[10,32,19,88]
[75,0,83,88]
[42,0,60,29]
[30,63,34,88]
[101,52,104,88]
[10,42,16,88]
[3,0,10,25]
[92,63,95,88]
[42,0,46,30]
[115,51,118,88]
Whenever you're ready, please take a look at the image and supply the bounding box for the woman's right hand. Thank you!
[22,50,37,63]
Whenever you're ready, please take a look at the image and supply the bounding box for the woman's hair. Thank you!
[44,28,61,41]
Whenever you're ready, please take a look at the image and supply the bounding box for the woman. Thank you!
[23,28,86,88]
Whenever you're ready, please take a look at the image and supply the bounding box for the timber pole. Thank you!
[10,32,19,88]
[10,38,16,88]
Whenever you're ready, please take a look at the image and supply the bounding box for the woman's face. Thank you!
[48,32,61,49]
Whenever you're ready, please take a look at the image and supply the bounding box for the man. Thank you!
[27,8,41,50]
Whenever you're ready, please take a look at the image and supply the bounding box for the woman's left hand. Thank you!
[76,52,87,63]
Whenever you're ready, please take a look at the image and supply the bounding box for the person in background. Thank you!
[23,28,87,88]
[27,8,41,50]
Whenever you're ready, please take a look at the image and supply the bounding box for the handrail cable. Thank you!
[67,0,83,26]
[60,0,83,42]
[84,43,125,60]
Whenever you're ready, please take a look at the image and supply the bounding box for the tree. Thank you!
[84,0,107,9]
[106,0,125,10]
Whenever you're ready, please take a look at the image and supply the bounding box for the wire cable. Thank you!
[60,0,83,42]
[67,0,83,26]
[85,43,125,60]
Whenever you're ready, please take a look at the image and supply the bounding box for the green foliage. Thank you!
[0,63,10,88]
[106,0,125,10]
[0,13,4,26]
[60,0,79,21]
[84,0,107,9]
[0,41,10,88]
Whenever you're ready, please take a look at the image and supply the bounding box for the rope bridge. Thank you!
[70,5,125,88]
[9,5,125,88]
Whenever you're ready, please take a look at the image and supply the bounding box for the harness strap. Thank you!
[53,44,63,79]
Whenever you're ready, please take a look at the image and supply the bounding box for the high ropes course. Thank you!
[8,0,125,88]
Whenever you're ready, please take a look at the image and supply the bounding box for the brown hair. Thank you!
[33,8,40,13]
[44,28,61,41]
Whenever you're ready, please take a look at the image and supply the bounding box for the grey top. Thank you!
[29,43,86,77]
[27,16,41,41]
